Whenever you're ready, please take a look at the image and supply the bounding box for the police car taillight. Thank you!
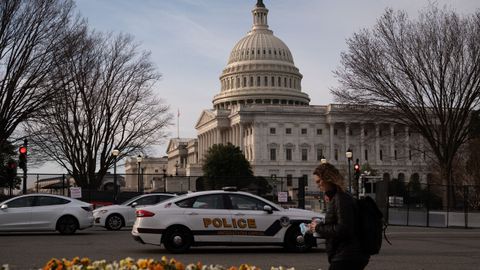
[136,210,155,217]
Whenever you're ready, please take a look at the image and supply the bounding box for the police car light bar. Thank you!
[222,186,238,191]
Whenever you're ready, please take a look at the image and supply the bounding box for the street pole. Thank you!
[112,149,120,203]
[346,149,353,194]
[348,158,352,193]
[162,168,167,192]
[21,139,28,194]
[113,157,117,202]
[137,155,142,193]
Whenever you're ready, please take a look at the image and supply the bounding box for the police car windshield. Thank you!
[120,194,175,206]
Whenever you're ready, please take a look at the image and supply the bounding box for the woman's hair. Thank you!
[313,163,346,191]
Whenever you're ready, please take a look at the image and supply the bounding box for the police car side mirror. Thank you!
[0,204,7,210]
[131,202,138,208]
[263,205,273,214]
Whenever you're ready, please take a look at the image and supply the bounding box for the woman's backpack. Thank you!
[357,196,390,255]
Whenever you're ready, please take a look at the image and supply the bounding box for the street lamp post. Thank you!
[162,165,167,192]
[320,155,327,164]
[175,160,179,176]
[137,155,143,193]
[112,149,120,203]
[346,148,353,194]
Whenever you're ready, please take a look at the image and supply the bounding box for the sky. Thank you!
[32,0,479,173]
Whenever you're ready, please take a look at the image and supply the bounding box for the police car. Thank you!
[132,188,324,253]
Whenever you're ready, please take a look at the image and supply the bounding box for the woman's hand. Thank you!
[308,219,321,233]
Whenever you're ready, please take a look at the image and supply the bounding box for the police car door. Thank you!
[227,194,283,244]
[182,194,232,243]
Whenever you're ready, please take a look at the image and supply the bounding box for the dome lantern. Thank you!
[251,0,270,32]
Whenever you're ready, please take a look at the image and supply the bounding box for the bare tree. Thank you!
[0,0,76,147]
[332,6,480,193]
[26,28,172,189]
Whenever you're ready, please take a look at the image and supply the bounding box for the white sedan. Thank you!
[93,193,175,230]
[0,194,94,234]
[132,188,324,253]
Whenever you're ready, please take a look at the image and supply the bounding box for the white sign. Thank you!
[70,187,82,199]
[277,192,288,203]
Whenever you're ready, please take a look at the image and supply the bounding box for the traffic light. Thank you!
[354,163,360,173]
[354,162,361,180]
[18,145,27,170]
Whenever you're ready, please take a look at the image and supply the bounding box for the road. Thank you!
[1,226,479,270]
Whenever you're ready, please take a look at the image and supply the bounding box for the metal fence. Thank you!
[2,173,479,228]
[386,182,480,228]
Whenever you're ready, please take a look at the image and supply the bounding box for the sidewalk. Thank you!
[364,226,480,270]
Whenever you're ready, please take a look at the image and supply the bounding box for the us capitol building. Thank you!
[129,1,432,192]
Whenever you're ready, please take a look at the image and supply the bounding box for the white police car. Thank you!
[132,188,324,253]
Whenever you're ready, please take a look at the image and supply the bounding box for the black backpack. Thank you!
[356,196,390,255]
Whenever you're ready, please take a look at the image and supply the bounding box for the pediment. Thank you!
[166,138,191,153]
[195,110,216,128]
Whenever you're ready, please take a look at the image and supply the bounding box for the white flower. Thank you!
[186,264,198,270]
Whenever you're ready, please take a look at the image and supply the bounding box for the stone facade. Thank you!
[167,1,431,192]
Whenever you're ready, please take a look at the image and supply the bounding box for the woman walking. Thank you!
[309,163,370,270]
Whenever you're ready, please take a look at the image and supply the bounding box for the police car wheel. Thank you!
[163,226,193,253]
[106,214,123,231]
[284,226,312,253]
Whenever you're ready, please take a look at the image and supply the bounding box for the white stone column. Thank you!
[420,138,425,165]
[345,122,350,158]
[360,123,365,163]
[239,124,244,152]
[209,130,213,148]
[217,128,221,145]
[390,124,395,164]
[227,128,230,144]
[205,131,209,152]
[234,124,239,147]
[212,130,216,146]
[252,123,259,161]
[405,126,410,164]
[375,124,380,165]
[329,123,335,162]
[199,134,204,162]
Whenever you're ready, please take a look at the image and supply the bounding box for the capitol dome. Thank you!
[213,0,310,109]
